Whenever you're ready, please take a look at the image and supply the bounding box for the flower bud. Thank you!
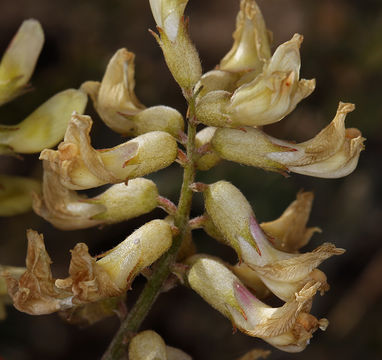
[81,48,184,137]
[219,0,271,74]
[129,330,192,360]
[149,0,202,90]
[0,19,44,105]
[187,256,325,352]
[40,113,178,190]
[0,174,41,216]
[261,191,321,252]
[203,181,344,301]
[0,89,87,154]
[195,127,221,171]
[211,126,291,173]
[33,160,158,230]
[97,220,172,288]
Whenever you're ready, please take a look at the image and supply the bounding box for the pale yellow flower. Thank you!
[40,113,178,190]
[0,19,44,105]
[81,48,184,137]
[33,161,158,230]
[203,181,344,301]
[7,222,172,315]
[211,103,365,178]
[196,34,315,128]
[187,256,328,352]
[0,89,87,154]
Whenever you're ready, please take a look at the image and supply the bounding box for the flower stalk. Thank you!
[101,94,198,360]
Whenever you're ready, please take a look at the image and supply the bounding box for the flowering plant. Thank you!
[0,1,365,359]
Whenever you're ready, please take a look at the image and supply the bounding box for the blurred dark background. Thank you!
[0,0,382,359]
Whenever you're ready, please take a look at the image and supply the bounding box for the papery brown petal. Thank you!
[56,243,121,304]
[260,191,321,252]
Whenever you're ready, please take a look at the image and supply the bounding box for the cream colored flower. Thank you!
[210,102,365,178]
[33,160,158,230]
[227,34,314,126]
[203,181,344,301]
[266,102,365,178]
[0,19,44,105]
[40,113,178,190]
[0,89,87,154]
[219,0,271,74]
[129,330,192,360]
[187,256,327,352]
[81,48,184,137]
[0,174,41,216]
[196,34,315,128]
[7,222,172,315]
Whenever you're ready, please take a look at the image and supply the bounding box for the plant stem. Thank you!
[102,98,197,360]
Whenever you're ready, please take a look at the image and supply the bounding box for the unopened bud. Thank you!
[129,330,192,360]
[149,0,202,90]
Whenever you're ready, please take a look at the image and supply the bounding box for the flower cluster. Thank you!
[0,0,365,358]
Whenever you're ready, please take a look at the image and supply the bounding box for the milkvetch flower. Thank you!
[196,34,315,128]
[0,19,44,106]
[7,222,172,315]
[0,89,87,154]
[203,181,344,301]
[187,256,328,352]
[40,113,178,190]
[129,330,192,360]
[149,0,202,90]
[33,160,158,230]
[210,102,365,178]
[81,48,184,137]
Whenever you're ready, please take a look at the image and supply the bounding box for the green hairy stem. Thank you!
[102,95,197,360]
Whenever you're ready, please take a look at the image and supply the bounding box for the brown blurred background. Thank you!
[0,0,382,359]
